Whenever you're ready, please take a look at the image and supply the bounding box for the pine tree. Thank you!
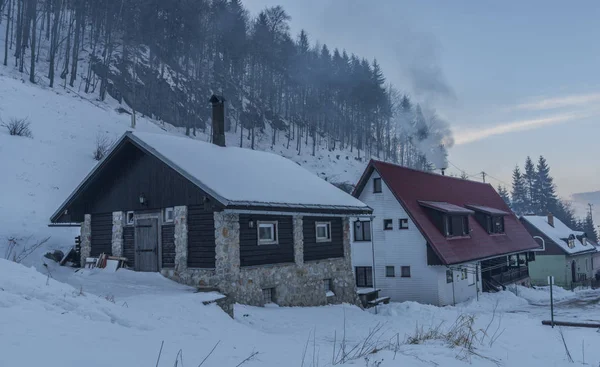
[533,156,558,215]
[582,210,598,242]
[523,156,537,214]
[511,166,527,215]
[498,185,511,209]
[554,200,579,230]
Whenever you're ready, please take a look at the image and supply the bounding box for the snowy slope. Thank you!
[0,71,371,266]
[3,258,600,366]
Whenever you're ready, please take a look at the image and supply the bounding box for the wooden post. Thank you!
[549,275,555,328]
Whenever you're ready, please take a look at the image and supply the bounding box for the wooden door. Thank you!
[135,218,159,272]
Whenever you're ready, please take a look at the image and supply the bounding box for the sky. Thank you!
[243,0,600,199]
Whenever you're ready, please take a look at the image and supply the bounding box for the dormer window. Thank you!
[445,215,470,237]
[567,234,576,249]
[418,201,474,238]
[466,205,508,235]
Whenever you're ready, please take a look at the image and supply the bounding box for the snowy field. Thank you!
[2,258,600,367]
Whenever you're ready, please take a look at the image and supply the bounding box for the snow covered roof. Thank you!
[466,205,510,216]
[129,132,369,212]
[418,201,475,215]
[521,216,597,255]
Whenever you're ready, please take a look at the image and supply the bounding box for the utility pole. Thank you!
[588,203,593,219]
[481,171,486,183]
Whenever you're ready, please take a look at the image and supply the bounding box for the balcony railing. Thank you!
[491,267,529,285]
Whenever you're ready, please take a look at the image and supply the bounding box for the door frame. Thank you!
[133,211,163,271]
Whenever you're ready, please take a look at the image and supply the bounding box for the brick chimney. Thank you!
[209,94,226,147]
[547,212,554,227]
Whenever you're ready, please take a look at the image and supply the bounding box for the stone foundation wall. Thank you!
[111,211,124,257]
[80,214,92,266]
[163,210,360,308]
[174,206,188,273]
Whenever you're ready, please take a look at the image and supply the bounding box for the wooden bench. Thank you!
[367,296,391,307]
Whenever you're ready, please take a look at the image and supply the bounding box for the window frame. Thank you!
[126,211,135,226]
[399,218,409,230]
[262,288,275,304]
[315,221,332,242]
[257,221,279,245]
[467,270,475,285]
[353,220,372,242]
[384,219,393,231]
[401,266,411,278]
[373,177,382,193]
[355,266,373,287]
[163,207,174,223]
[446,269,453,284]
[490,216,505,234]
[385,266,395,277]
[445,214,470,237]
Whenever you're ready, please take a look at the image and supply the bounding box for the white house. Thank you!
[351,160,540,306]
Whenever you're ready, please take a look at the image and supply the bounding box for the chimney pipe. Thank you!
[209,94,226,147]
[547,212,554,227]
[441,168,446,176]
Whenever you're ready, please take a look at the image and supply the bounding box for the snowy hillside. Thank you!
[3,257,600,366]
[0,72,370,265]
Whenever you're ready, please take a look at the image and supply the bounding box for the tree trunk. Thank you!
[28,0,35,83]
[3,0,11,66]
[14,0,21,67]
[48,0,60,87]
[69,0,82,87]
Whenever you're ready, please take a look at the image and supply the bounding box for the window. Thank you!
[399,218,409,230]
[386,266,395,277]
[355,266,373,287]
[262,288,275,304]
[354,221,372,241]
[373,177,382,193]
[258,221,278,245]
[445,215,469,237]
[401,266,411,278]
[316,222,332,242]
[126,211,134,225]
[567,235,576,249]
[490,216,504,234]
[323,279,334,297]
[163,207,174,223]
[467,270,475,285]
[461,269,467,280]
[384,219,393,230]
[446,269,453,283]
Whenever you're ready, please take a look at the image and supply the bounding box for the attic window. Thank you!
[384,219,393,230]
[373,178,382,193]
[316,222,332,242]
[258,221,278,245]
[489,216,505,234]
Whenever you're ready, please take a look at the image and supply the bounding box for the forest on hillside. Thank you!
[0,0,453,169]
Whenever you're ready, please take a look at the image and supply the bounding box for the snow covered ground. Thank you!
[3,258,600,367]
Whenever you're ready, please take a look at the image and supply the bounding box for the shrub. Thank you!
[93,133,112,161]
[2,118,33,138]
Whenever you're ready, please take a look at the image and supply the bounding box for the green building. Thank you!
[520,214,597,288]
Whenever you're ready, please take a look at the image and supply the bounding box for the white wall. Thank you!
[351,170,446,305]
[437,264,481,306]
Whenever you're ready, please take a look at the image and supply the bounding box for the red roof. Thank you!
[354,160,540,265]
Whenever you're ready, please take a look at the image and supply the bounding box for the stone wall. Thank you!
[111,211,124,257]
[80,214,92,267]
[163,209,360,309]
[173,206,188,273]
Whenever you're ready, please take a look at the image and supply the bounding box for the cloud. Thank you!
[454,111,591,145]
[515,93,600,111]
